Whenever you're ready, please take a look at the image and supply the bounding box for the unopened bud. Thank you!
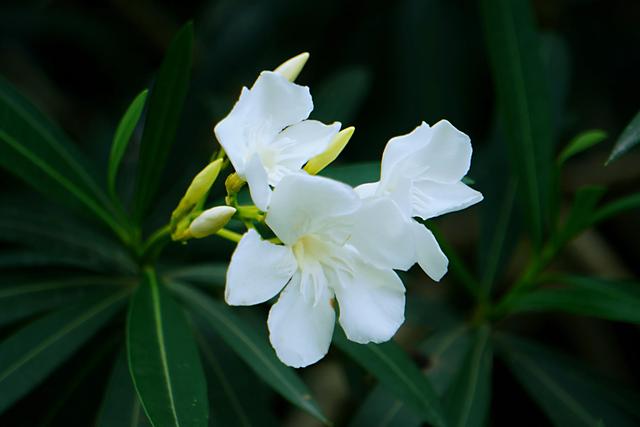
[225,172,246,195]
[189,206,236,238]
[274,52,310,82]
[304,127,355,175]
[172,159,223,223]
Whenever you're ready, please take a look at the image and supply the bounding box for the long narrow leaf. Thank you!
[127,268,208,427]
[480,0,554,247]
[496,334,639,426]
[607,109,640,164]
[0,276,130,326]
[506,275,640,323]
[170,282,328,424]
[96,350,150,427]
[108,89,148,199]
[0,291,127,414]
[133,22,193,221]
[444,326,493,427]
[334,330,448,427]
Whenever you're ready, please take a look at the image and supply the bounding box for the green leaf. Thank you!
[349,386,422,427]
[0,76,127,240]
[312,66,372,124]
[0,206,136,273]
[133,22,193,221]
[321,161,379,186]
[496,334,638,426]
[161,263,227,288]
[607,109,640,164]
[0,291,127,414]
[505,275,640,323]
[0,276,131,326]
[444,326,493,427]
[96,350,150,427]
[334,330,448,427]
[558,130,607,165]
[480,0,554,248]
[170,282,328,424]
[108,89,148,199]
[193,316,279,427]
[554,186,606,247]
[127,268,208,427]
[591,192,640,225]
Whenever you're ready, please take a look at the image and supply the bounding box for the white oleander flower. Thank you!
[356,120,483,281]
[224,173,414,368]
[214,69,340,210]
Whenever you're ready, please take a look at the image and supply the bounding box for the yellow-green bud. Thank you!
[274,52,309,82]
[171,159,223,223]
[304,127,355,175]
[225,172,246,196]
[188,206,236,238]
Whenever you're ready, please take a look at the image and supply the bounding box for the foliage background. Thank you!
[1,0,639,426]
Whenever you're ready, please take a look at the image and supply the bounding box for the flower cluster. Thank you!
[171,53,483,368]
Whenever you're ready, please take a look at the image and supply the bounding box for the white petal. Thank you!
[354,182,379,198]
[270,120,341,178]
[380,122,431,183]
[247,71,313,136]
[410,221,448,281]
[422,120,472,183]
[411,180,483,219]
[225,229,297,306]
[380,120,472,186]
[333,260,405,344]
[214,71,313,173]
[348,197,415,271]
[245,154,272,211]
[268,274,335,368]
[266,174,360,245]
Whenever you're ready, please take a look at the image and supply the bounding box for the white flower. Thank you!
[224,173,413,368]
[214,70,340,210]
[356,120,483,281]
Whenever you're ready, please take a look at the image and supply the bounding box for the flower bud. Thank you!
[188,206,236,238]
[304,127,355,175]
[274,52,309,82]
[172,159,223,223]
[225,172,246,195]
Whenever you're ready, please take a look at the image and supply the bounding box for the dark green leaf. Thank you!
[109,89,148,199]
[539,32,571,138]
[0,76,127,240]
[444,326,493,427]
[349,386,422,427]
[607,109,640,164]
[127,268,208,427]
[321,161,379,187]
[496,334,638,427]
[0,276,131,326]
[554,186,606,247]
[161,263,227,288]
[96,349,150,427]
[558,130,607,165]
[0,291,127,414]
[480,0,554,247]
[170,282,328,424]
[506,275,640,323]
[192,316,279,427]
[0,207,136,273]
[312,66,372,124]
[334,329,447,427]
[133,22,193,221]
[591,192,640,225]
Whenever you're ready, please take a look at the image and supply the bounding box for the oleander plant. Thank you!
[1,0,639,426]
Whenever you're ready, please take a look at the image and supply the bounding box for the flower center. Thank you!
[292,234,334,268]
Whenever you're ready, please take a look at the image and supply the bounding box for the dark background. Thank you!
[1,0,639,425]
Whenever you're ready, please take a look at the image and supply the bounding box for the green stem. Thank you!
[140,224,172,262]
[216,228,243,243]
